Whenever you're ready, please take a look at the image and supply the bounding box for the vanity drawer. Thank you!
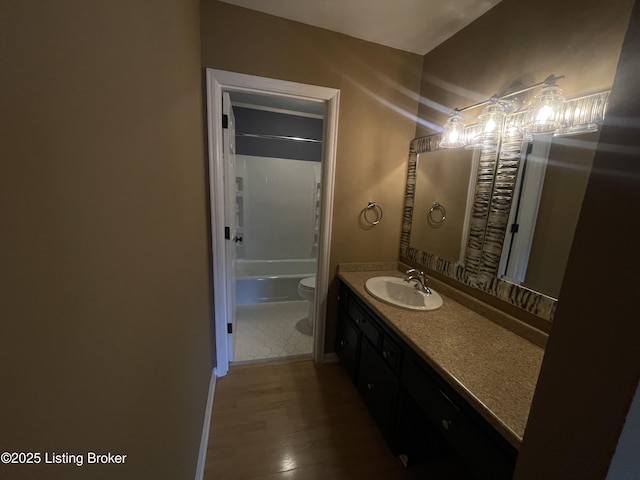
[348,298,382,348]
[402,355,460,433]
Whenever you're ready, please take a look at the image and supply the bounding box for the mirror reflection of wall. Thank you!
[499,131,600,298]
[410,148,477,264]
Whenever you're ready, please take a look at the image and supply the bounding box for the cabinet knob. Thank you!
[441,419,453,431]
[367,383,375,391]
[382,350,390,358]
[340,340,347,347]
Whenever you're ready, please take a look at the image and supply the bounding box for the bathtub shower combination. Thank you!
[231,152,321,362]
[236,259,316,305]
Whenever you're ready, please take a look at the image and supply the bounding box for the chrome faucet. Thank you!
[405,268,432,294]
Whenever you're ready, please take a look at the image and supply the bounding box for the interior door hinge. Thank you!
[224,226,230,239]
[510,223,520,233]
[227,323,233,334]
[222,114,229,129]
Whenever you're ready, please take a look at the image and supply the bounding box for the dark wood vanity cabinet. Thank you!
[357,338,400,438]
[401,350,517,479]
[336,285,401,441]
[336,282,517,479]
[335,308,360,382]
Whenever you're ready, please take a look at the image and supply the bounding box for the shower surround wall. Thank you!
[235,155,320,304]
[239,155,320,260]
[233,105,323,304]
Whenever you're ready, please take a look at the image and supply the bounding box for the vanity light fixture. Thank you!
[439,74,566,148]
[439,109,466,148]
[553,90,609,136]
[521,74,566,135]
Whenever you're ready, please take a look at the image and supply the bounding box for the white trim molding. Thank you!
[194,368,216,480]
[321,352,339,363]
[206,71,230,376]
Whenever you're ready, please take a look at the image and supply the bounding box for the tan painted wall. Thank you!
[0,1,212,478]
[200,1,423,350]
[515,1,640,475]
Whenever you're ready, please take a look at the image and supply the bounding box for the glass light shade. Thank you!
[439,112,466,148]
[476,102,506,140]
[521,85,565,134]
[503,121,521,141]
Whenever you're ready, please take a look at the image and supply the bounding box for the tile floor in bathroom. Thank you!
[233,300,313,362]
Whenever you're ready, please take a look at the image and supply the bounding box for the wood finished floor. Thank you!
[204,359,432,479]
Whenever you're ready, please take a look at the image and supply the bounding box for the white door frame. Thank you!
[206,68,340,377]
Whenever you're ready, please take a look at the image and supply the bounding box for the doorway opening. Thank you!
[230,91,324,362]
[206,69,340,376]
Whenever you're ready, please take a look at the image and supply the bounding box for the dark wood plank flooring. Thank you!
[203,359,438,479]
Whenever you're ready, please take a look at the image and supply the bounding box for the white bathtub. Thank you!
[235,259,317,304]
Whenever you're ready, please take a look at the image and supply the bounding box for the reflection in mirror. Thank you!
[498,131,600,298]
[410,148,478,264]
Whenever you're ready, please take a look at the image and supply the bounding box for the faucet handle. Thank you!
[405,268,425,277]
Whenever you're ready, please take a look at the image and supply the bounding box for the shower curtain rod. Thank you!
[236,132,323,144]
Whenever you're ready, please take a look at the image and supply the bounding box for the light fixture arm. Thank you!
[543,74,565,86]
[451,74,565,114]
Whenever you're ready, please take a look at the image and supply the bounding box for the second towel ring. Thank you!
[428,202,446,225]
[363,202,383,226]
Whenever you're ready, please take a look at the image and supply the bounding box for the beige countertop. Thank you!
[337,267,545,449]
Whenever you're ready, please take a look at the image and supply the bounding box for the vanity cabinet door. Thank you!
[381,334,403,373]
[357,338,399,439]
[335,310,360,384]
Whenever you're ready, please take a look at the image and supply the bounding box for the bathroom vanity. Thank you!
[336,266,545,479]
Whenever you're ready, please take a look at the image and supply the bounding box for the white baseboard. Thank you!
[195,368,217,480]
[322,352,339,363]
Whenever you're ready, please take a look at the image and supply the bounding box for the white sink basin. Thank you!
[364,276,443,311]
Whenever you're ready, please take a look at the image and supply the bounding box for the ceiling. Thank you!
[218,0,503,55]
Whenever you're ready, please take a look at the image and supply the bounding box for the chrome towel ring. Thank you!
[363,202,383,226]
[428,202,446,225]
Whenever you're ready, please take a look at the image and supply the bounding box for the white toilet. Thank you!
[297,276,316,329]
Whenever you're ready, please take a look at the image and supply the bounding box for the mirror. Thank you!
[410,148,477,264]
[400,90,609,323]
[496,131,600,298]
